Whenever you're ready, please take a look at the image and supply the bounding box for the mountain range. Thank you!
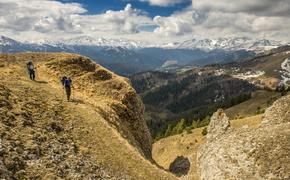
[1,35,288,76]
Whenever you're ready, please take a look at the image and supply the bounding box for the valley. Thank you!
[131,45,290,139]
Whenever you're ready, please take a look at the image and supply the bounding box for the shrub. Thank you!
[199,116,210,127]
[185,127,193,134]
[171,119,186,135]
[202,127,208,136]
[164,124,173,137]
[191,120,198,129]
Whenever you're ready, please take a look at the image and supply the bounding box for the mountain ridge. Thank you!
[1,35,288,52]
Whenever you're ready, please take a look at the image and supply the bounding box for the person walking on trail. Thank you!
[26,60,36,80]
[61,76,72,101]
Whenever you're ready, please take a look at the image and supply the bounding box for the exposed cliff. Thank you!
[0,53,176,179]
[198,96,290,179]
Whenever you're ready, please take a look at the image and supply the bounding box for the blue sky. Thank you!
[59,0,192,17]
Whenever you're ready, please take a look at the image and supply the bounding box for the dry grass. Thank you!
[225,90,280,119]
[0,53,176,179]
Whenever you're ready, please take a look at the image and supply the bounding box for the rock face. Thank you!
[261,95,290,127]
[206,109,230,141]
[169,156,190,177]
[198,95,290,180]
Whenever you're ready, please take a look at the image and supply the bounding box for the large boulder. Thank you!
[169,156,190,177]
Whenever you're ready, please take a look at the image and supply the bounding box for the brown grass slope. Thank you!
[225,90,280,119]
[0,53,176,179]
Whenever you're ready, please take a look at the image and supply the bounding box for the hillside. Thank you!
[131,67,257,138]
[131,45,290,138]
[0,53,176,179]
[225,90,281,119]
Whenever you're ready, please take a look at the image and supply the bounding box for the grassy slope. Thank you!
[0,53,176,179]
[152,115,263,180]
[225,90,280,119]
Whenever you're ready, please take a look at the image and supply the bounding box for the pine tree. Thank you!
[191,120,198,129]
[199,116,210,127]
[164,124,173,137]
[171,119,186,135]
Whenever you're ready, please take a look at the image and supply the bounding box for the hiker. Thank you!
[26,60,36,80]
[62,76,72,101]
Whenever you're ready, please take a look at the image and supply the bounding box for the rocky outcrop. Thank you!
[169,156,190,177]
[261,94,290,127]
[198,95,290,180]
[206,109,230,141]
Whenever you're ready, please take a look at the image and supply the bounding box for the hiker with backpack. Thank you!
[26,60,36,80]
[61,76,73,101]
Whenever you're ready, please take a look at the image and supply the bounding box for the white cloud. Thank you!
[192,0,290,17]
[153,10,195,36]
[140,0,184,7]
[0,0,86,38]
[152,0,290,41]
[0,0,154,41]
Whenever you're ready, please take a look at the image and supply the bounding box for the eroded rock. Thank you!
[198,95,290,180]
[207,109,230,141]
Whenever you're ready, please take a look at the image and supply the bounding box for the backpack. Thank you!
[61,76,67,85]
[64,79,71,87]
[27,62,34,70]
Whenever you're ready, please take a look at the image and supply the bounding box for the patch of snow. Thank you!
[233,70,265,80]
[214,69,226,76]
[280,58,290,85]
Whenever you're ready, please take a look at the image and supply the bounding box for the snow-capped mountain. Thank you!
[1,35,288,76]
[3,35,286,52]
[0,35,23,46]
[58,36,154,49]
[51,36,288,52]
[162,37,287,52]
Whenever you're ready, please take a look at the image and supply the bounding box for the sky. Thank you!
[0,0,290,43]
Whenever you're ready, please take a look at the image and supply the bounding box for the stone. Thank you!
[198,95,290,180]
[169,156,190,177]
[206,109,230,141]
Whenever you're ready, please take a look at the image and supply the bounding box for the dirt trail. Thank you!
[0,54,176,179]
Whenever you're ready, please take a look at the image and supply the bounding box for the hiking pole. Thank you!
[63,87,65,101]
[72,86,74,102]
